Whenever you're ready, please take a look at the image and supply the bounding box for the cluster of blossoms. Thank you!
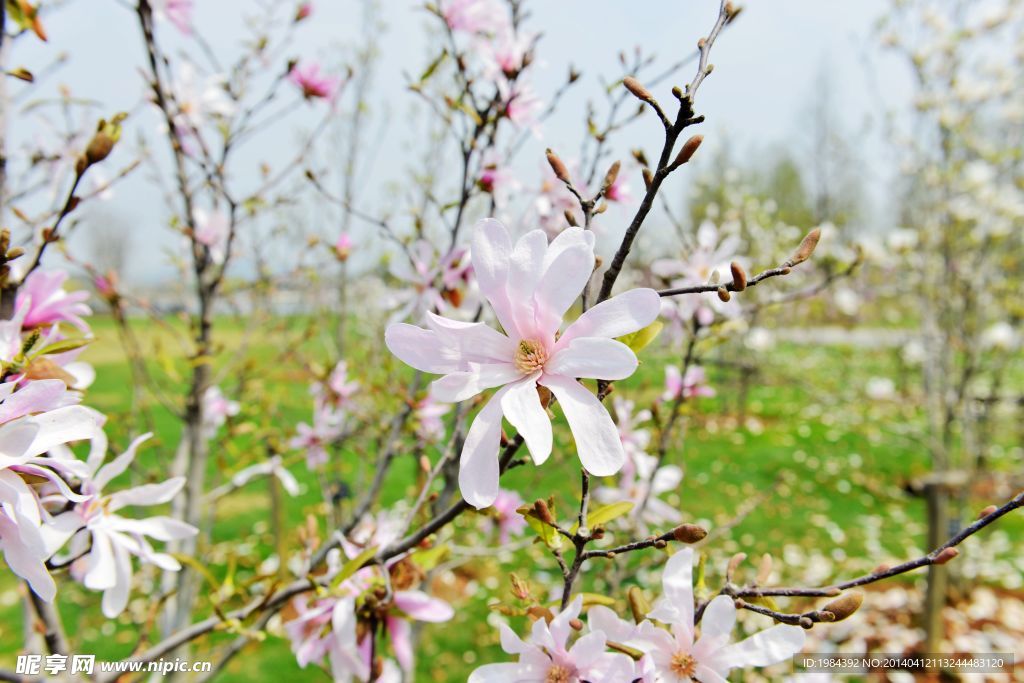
[652,221,742,333]
[285,514,453,681]
[386,241,475,324]
[1,270,196,615]
[291,361,359,469]
[471,549,805,682]
[386,218,661,508]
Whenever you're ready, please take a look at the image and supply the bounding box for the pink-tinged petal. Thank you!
[384,323,463,374]
[468,662,530,683]
[0,421,41,462]
[105,515,197,541]
[507,230,548,306]
[424,312,516,364]
[107,478,186,511]
[648,547,694,632]
[0,380,67,423]
[471,218,519,337]
[546,338,637,380]
[0,514,56,601]
[329,597,370,681]
[712,624,806,669]
[94,433,152,490]
[532,243,593,337]
[497,623,530,656]
[539,375,624,477]
[499,376,551,465]
[587,606,638,644]
[692,594,736,660]
[393,590,454,622]
[583,652,639,683]
[459,386,510,509]
[559,288,661,345]
[543,226,594,269]
[387,617,414,671]
[83,531,117,591]
[693,664,729,683]
[429,363,521,403]
[24,406,104,457]
[546,594,582,649]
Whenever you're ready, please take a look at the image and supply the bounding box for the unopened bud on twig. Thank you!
[977,505,997,519]
[509,574,531,601]
[627,587,651,624]
[569,618,583,631]
[726,552,746,581]
[820,591,863,622]
[546,149,571,185]
[642,168,654,190]
[717,287,730,302]
[933,547,959,565]
[623,76,654,103]
[78,113,127,175]
[563,209,578,227]
[672,523,708,544]
[756,553,772,585]
[789,228,821,265]
[673,135,704,166]
[533,499,555,526]
[730,261,747,291]
[602,161,621,194]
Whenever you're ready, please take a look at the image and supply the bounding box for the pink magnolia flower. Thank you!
[16,270,92,332]
[45,432,197,617]
[590,548,806,682]
[322,361,359,408]
[153,0,192,34]
[193,207,230,265]
[295,2,314,21]
[414,394,450,443]
[604,173,633,204]
[663,365,715,402]
[501,83,543,131]
[478,150,521,208]
[335,232,353,261]
[287,527,453,680]
[200,385,239,440]
[489,488,526,544]
[441,0,508,34]
[289,61,340,101]
[290,411,343,469]
[386,220,661,508]
[468,595,635,682]
[387,241,473,323]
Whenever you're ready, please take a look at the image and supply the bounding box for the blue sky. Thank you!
[7,0,912,284]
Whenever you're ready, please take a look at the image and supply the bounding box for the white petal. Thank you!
[532,243,593,337]
[648,548,695,630]
[471,218,520,337]
[424,312,516,365]
[107,478,186,511]
[560,288,661,344]
[101,543,133,617]
[458,386,510,509]
[94,433,152,490]
[384,323,462,374]
[714,624,806,669]
[539,375,623,477]
[430,363,521,403]
[546,338,638,380]
[499,376,551,465]
[24,406,104,457]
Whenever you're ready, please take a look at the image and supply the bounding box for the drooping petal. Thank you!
[539,375,624,477]
[387,617,414,671]
[94,433,152,490]
[0,513,56,601]
[459,386,510,509]
[384,323,463,374]
[430,363,521,403]
[101,542,133,618]
[83,531,117,591]
[712,624,806,670]
[393,590,454,622]
[107,479,186,511]
[105,515,197,541]
[499,376,551,465]
[0,380,68,423]
[559,288,661,345]
[546,338,638,380]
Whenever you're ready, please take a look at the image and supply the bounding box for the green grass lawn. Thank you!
[1,314,1021,681]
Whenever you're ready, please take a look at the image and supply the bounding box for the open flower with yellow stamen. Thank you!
[385,218,661,508]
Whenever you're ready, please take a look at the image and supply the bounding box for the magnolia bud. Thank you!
[527,606,554,623]
[654,539,667,549]
[726,552,746,580]
[799,616,813,629]
[569,618,583,631]
[642,168,654,190]
[546,149,571,185]
[602,161,621,193]
[627,587,651,624]
[933,547,959,565]
[563,209,578,227]
[756,553,772,585]
[717,286,730,302]
[622,76,654,103]
[977,505,997,519]
[790,228,821,265]
[730,261,747,291]
[673,135,703,166]
[820,591,863,622]
[672,523,708,543]
[418,455,431,473]
[510,574,531,600]
[533,499,555,526]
